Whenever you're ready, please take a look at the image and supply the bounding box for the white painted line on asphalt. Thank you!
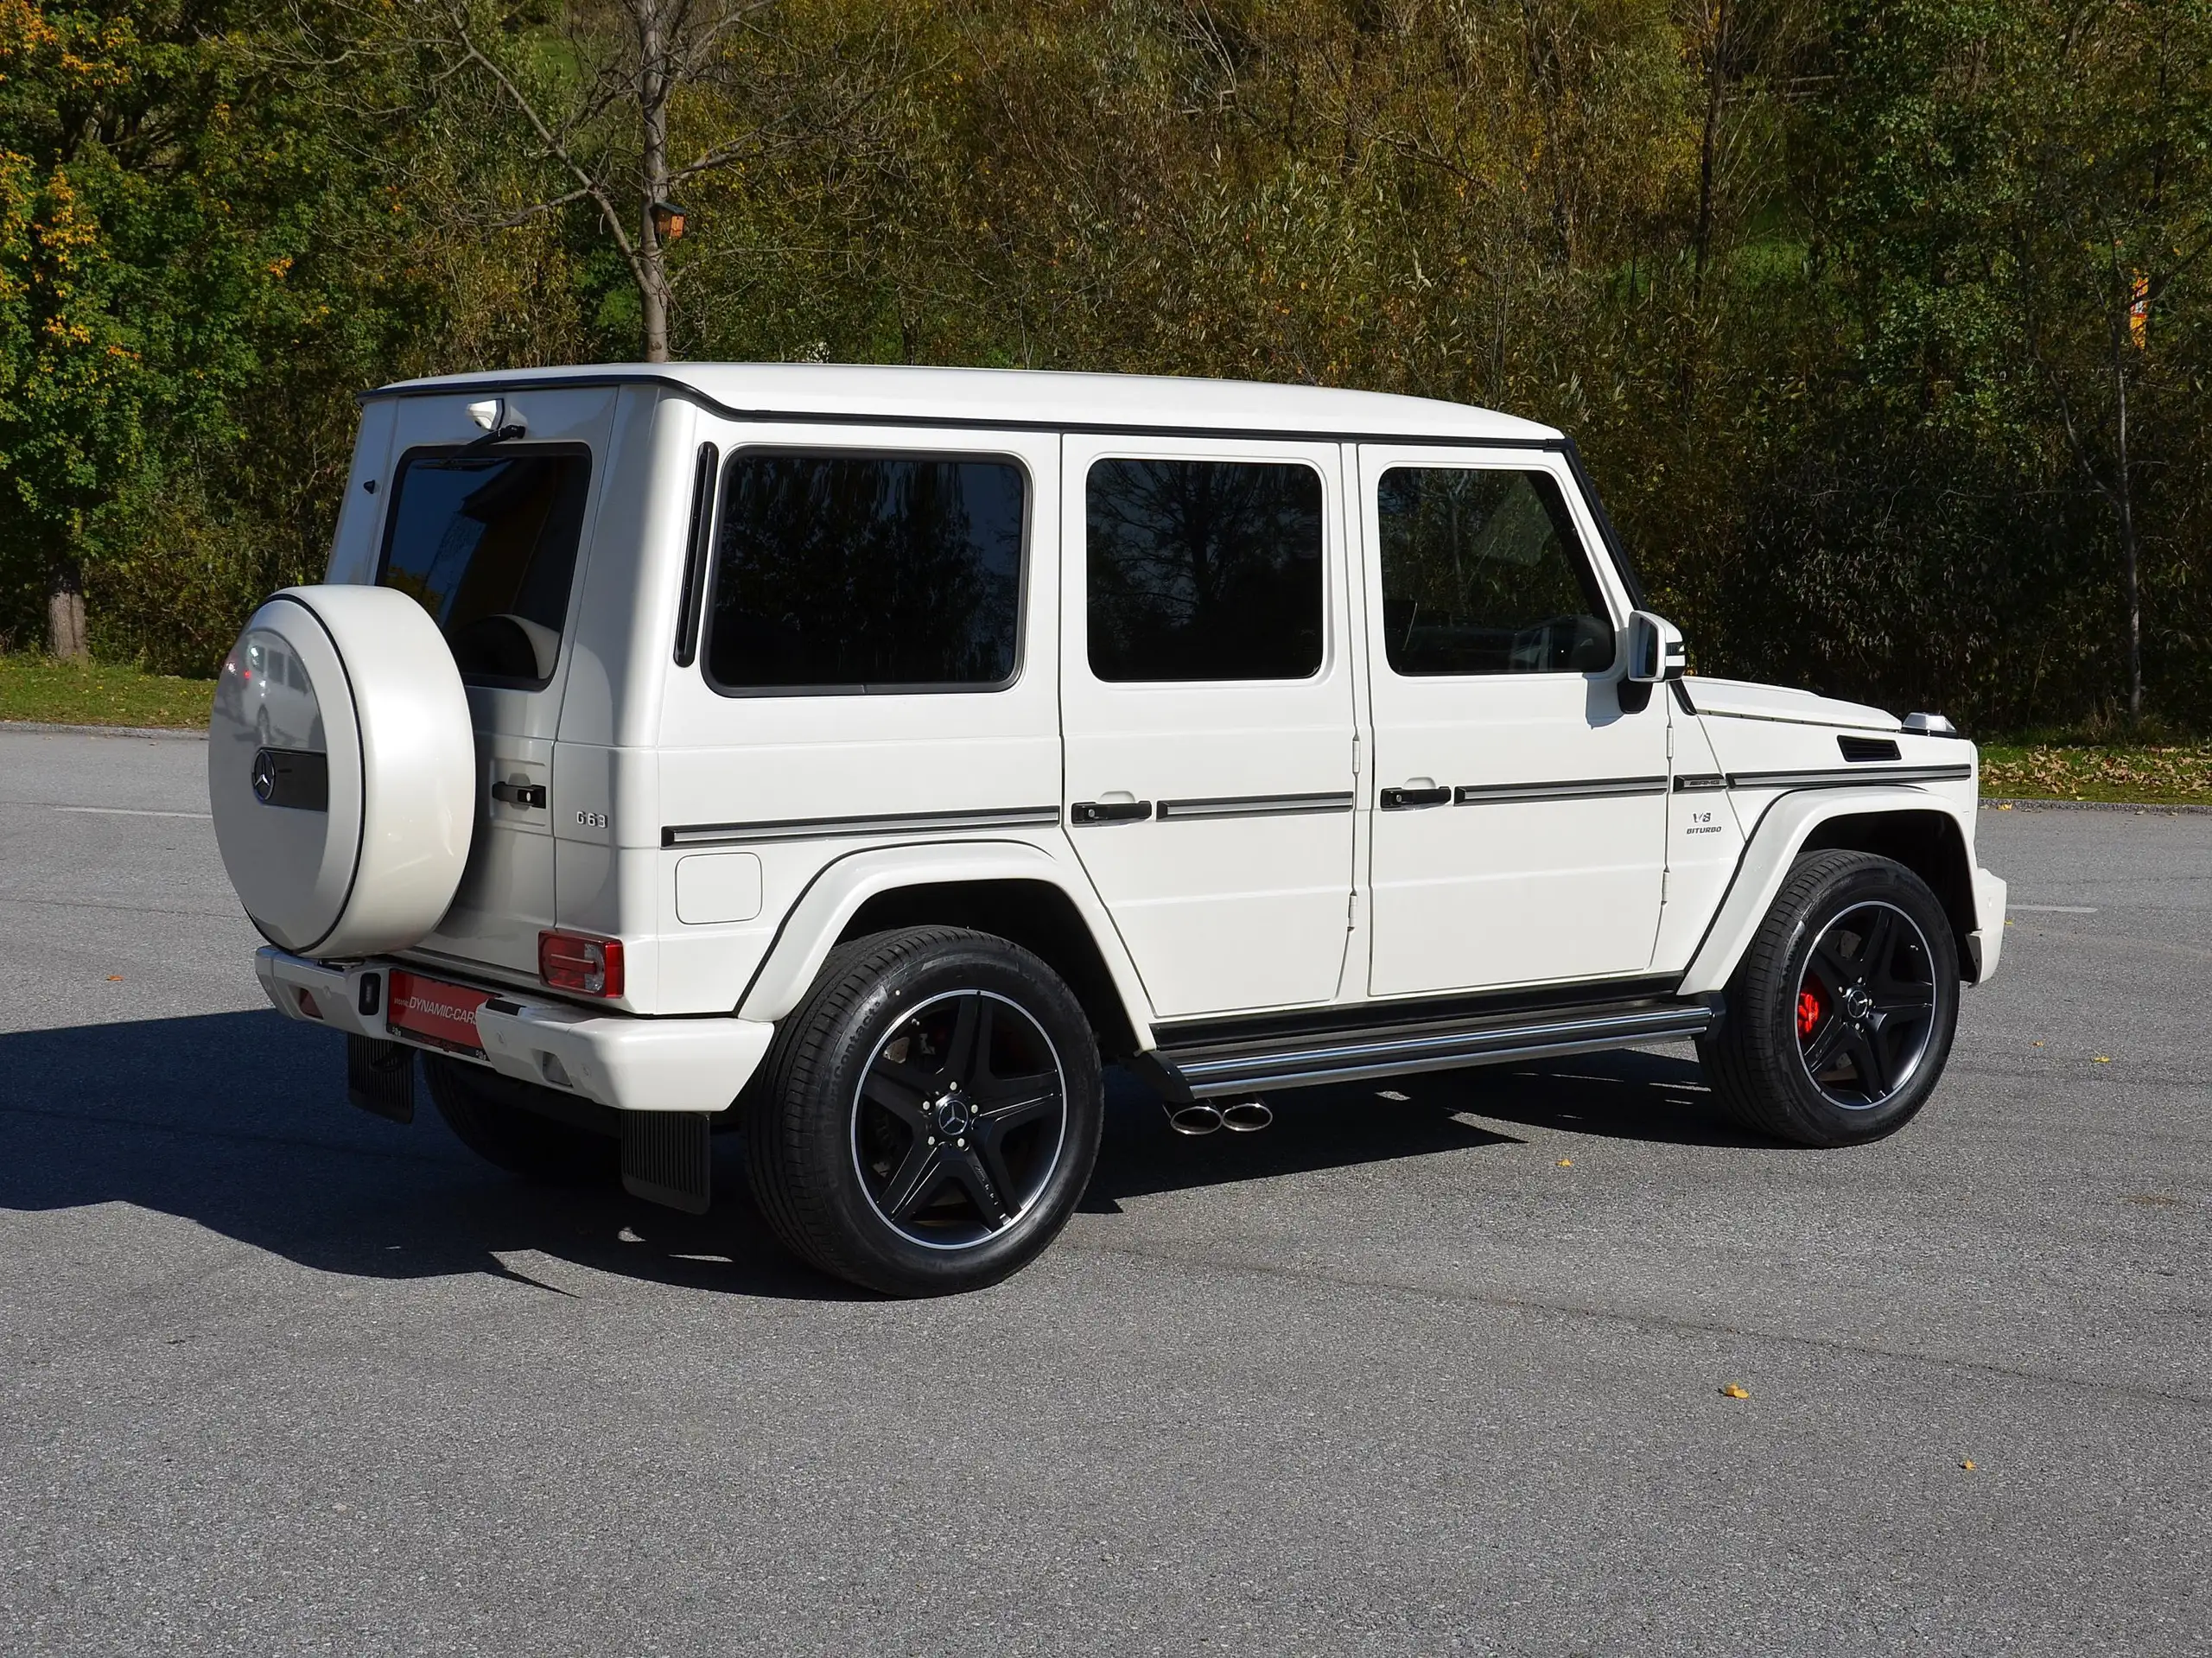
[51,806,212,819]
[2012,904,2098,913]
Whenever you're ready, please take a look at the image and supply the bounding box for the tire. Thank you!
[209,586,474,959]
[424,1054,619,1182]
[1698,849,1961,1147]
[743,927,1104,1296]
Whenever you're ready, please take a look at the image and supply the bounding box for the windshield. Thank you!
[378,448,592,687]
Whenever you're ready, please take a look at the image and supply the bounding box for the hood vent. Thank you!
[1839,735,1902,763]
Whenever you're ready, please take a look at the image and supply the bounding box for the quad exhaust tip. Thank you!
[1165,1099,1273,1136]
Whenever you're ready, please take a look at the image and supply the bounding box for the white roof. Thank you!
[372,362,1561,443]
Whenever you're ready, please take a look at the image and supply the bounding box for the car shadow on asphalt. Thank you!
[0,1009,854,1302]
[1081,1071,1523,1210]
[1420,1048,1774,1149]
[1083,1045,1763,1211]
[0,1011,1761,1300]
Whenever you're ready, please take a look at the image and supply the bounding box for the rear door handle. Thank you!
[1379,785,1451,810]
[1071,799,1154,825]
[492,781,547,809]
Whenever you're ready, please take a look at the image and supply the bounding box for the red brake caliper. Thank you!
[1796,985,1825,1041]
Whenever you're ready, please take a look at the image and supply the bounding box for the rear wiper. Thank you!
[461,397,528,453]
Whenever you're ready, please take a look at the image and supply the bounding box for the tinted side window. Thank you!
[1376,467,1614,676]
[379,448,592,687]
[1087,459,1325,683]
[706,454,1025,692]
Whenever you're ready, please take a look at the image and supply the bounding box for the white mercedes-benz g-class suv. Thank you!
[209,364,2005,1295]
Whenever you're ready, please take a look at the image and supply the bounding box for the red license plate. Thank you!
[386,970,493,1054]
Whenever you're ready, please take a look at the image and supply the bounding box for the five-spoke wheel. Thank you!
[1700,849,1961,1146]
[1792,900,1940,1109]
[744,926,1103,1296]
[853,989,1068,1249]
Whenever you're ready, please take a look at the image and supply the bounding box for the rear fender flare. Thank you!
[734,838,1155,1044]
[1678,788,1981,995]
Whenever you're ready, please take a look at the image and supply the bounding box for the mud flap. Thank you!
[346,1034,416,1123]
[622,1112,712,1214]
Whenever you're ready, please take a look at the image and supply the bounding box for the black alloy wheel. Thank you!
[1791,900,1939,1109]
[744,926,1104,1296]
[1699,849,1961,1147]
[852,988,1068,1249]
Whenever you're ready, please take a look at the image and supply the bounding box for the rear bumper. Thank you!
[254,947,772,1113]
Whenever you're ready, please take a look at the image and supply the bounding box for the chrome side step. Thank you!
[1131,998,1714,1103]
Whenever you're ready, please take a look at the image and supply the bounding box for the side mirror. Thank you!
[1624,611,1686,683]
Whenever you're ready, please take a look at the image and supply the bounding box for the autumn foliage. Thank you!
[1,1,2209,733]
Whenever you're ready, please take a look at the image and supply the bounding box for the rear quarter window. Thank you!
[378,447,593,688]
[703,453,1027,694]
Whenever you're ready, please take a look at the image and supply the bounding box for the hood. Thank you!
[1683,677,1900,734]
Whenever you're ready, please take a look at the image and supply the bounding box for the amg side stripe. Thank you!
[1453,776,1669,805]
[663,804,1060,848]
[1156,791,1355,821]
[1725,764,1973,791]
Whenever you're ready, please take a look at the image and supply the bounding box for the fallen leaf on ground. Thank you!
[2094,1056,2111,1064]
[1557,1158,1573,1167]
[105,975,123,982]
[1961,1459,1975,1471]
[1719,1384,1749,1399]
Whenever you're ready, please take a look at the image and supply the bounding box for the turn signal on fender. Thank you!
[539,931,625,998]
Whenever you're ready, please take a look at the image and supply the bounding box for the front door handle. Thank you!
[1379,785,1451,810]
[1071,799,1154,825]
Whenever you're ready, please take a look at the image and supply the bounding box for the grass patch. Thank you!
[1980,740,2212,804]
[0,654,213,729]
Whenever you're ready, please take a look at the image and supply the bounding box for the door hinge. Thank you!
[1665,724,1676,760]
[1346,891,1358,930]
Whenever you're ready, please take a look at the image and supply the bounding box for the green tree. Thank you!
[0,3,275,656]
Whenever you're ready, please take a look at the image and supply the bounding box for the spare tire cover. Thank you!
[208,585,476,958]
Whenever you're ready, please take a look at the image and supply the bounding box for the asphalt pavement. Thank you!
[1,726,2205,1655]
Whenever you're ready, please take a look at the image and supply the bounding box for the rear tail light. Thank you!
[539,931,625,997]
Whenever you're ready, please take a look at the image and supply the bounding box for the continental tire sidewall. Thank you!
[1722,853,1961,1146]
[749,929,1103,1296]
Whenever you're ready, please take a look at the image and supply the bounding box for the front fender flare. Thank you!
[1677,787,1980,995]
[734,837,1155,1043]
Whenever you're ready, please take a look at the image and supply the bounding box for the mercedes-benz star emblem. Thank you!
[251,748,278,804]
[933,1092,974,1138]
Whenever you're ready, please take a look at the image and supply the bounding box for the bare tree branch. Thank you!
[482,186,599,230]
[428,0,649,301]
